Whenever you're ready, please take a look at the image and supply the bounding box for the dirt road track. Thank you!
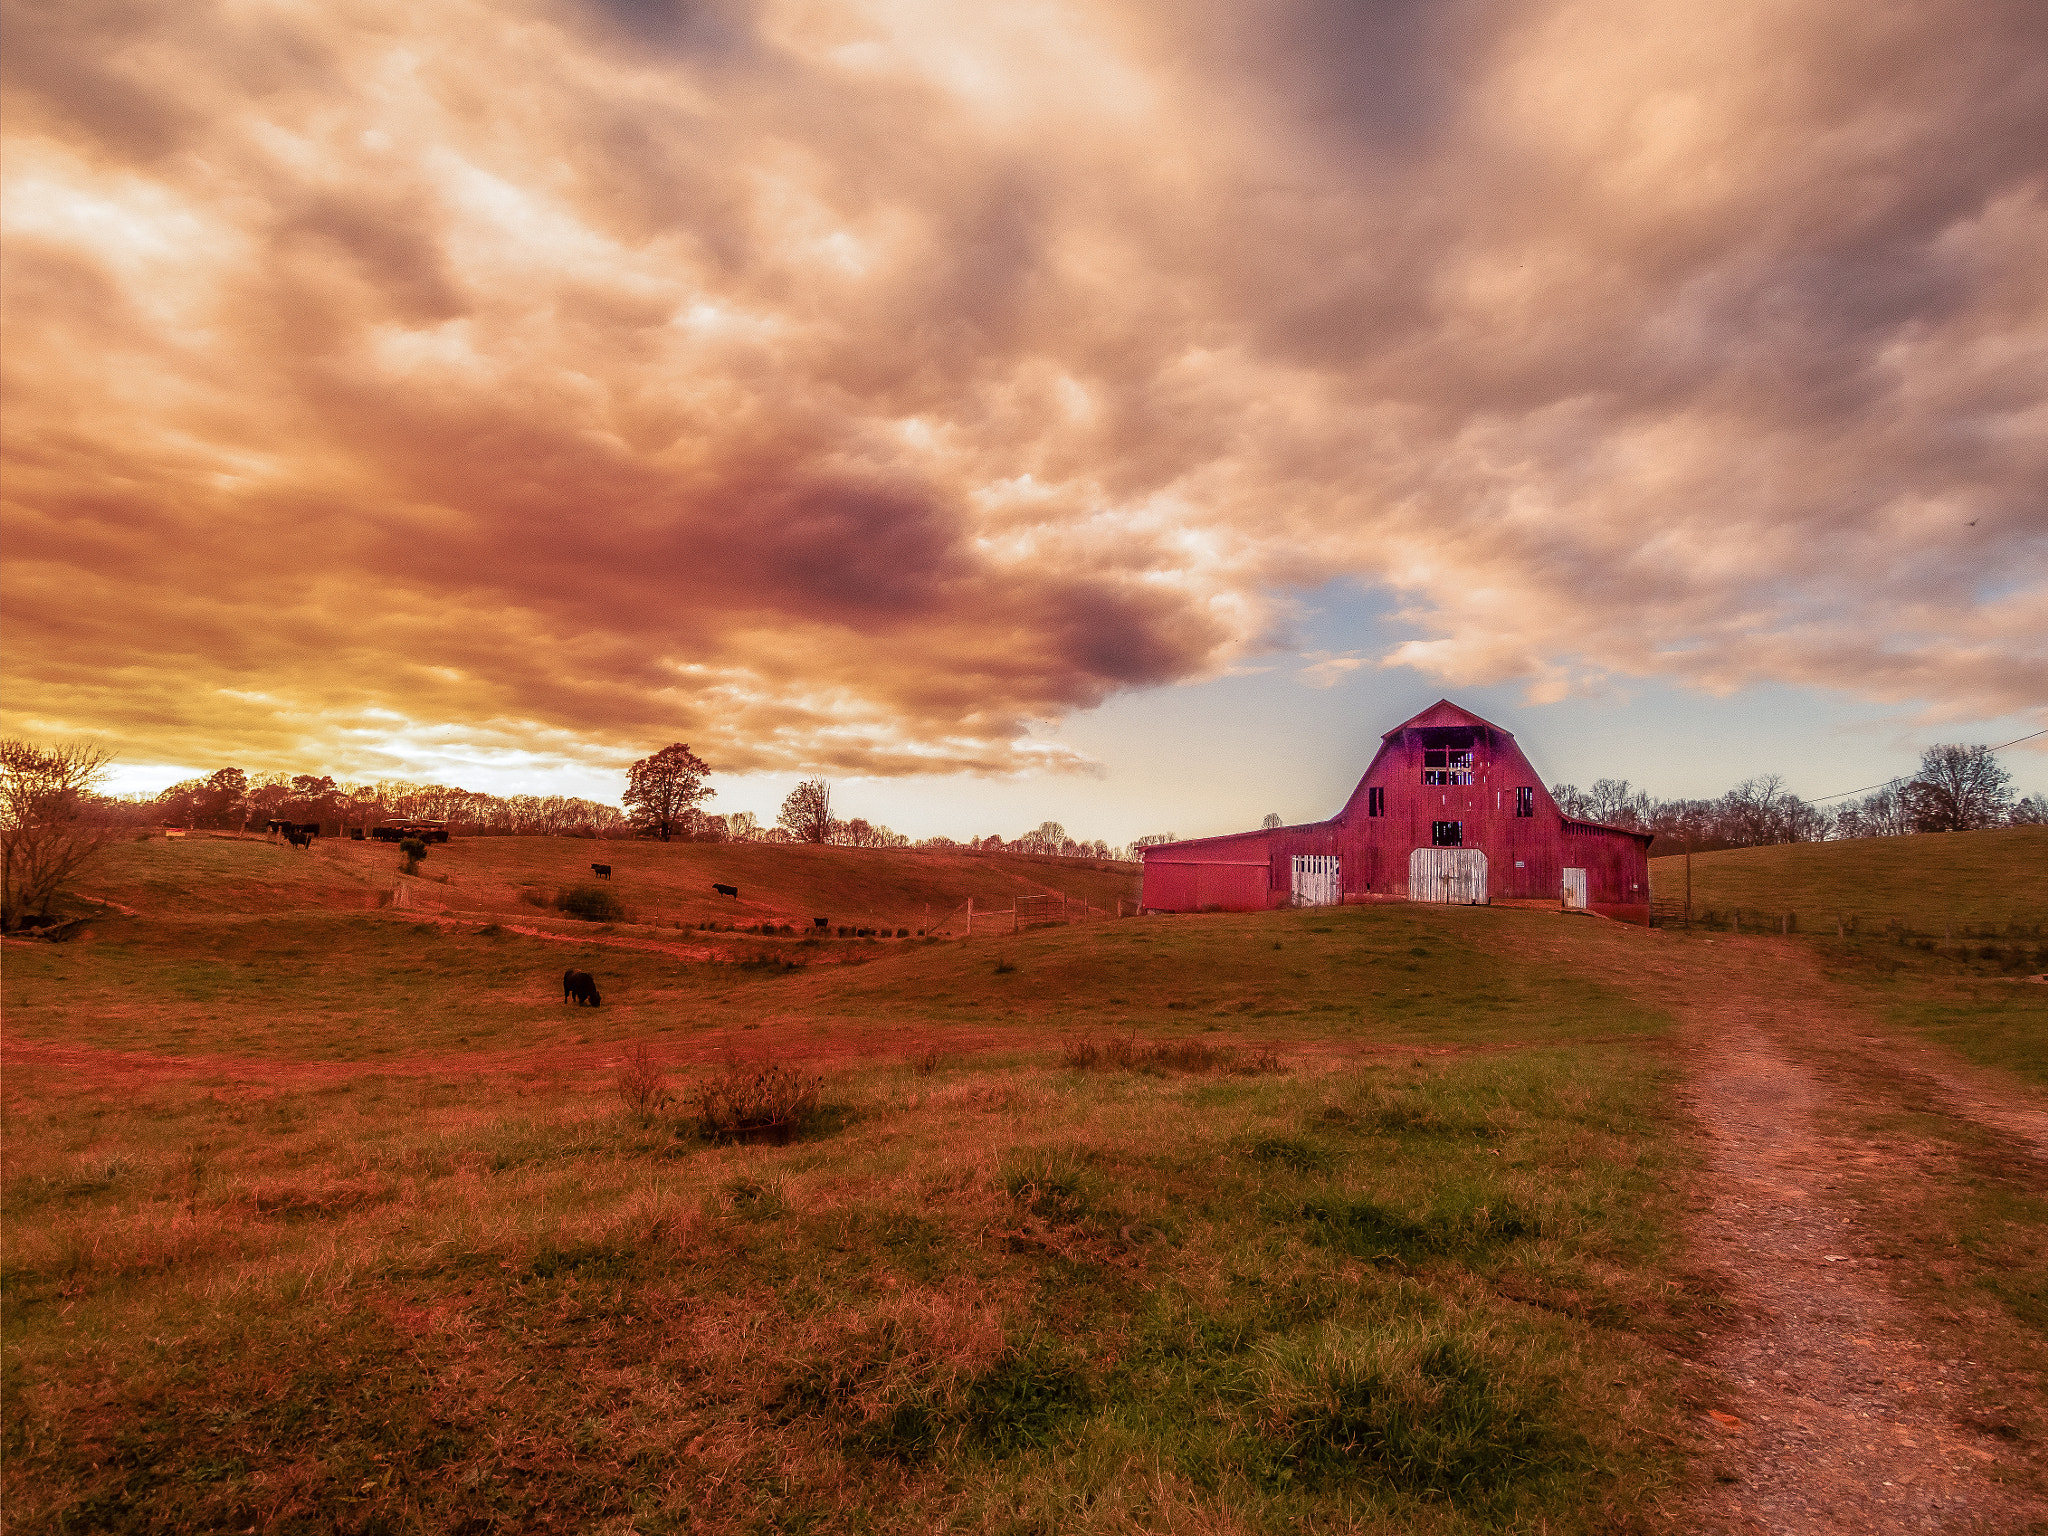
[1617,933,2048,1534]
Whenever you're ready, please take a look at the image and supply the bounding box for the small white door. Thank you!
[1291,854,1341,907]
[1408,848,1489,904]
[1561,868,1588,910]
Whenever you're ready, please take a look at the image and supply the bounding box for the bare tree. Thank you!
[1835,783,1916,838]
[1907,744,2014,832]
[623,743,715,842]
[2010,793,2048,826]
[2,740,118,931]
[778,779,832,843]
[1261,813,1283,830]
[1548,782,1594,819]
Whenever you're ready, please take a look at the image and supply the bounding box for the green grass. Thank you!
[2,1041,1701,1534]
[3,901,1675,1066]
[2,867,1709,1533]
[1798,935,2048,1088]
[1649,824,2048,934]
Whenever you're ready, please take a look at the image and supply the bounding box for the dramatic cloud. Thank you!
[4,0,2042,780]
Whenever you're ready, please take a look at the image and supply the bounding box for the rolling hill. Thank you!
[76,831,1141,933]
[1648,824,2048,932]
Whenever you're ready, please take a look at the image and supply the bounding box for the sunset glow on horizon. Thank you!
[4,0,2043,840]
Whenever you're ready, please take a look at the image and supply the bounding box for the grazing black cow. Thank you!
[563,969,602,1006]
[591,863,612,879]
[713,883,738,899]
[813,917,829,928]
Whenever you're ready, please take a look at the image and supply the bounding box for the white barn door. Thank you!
[1408,848,1489,904]
[1561,868,1588,910]
[1290,854,1341,907]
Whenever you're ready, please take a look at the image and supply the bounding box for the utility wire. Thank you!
[1806,727,2048,805]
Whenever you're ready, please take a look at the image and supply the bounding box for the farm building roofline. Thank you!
[1561,816,1656,844]
[1380,698,1517,740]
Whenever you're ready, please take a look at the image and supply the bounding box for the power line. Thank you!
[1807,727,2048,805]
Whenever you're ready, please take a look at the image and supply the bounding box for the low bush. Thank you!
[557,884,625,923]
[694,1063,824,1143]
[616,1042,671,1117]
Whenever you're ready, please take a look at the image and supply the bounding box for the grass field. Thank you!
[1648,824,2048,934]
[1646,829,2048,1087]
[2,838,1715,1534]
[74,833,1143,937]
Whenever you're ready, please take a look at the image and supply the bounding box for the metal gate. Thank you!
[1291,854,1341,907]
[1561,867,1588,910]
[1408,848,1489,904]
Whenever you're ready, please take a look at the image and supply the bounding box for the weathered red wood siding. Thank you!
[1139,699,1652,921]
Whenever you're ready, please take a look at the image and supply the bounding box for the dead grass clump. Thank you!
[245,1177,400,1220]
[1059,1036,1284,1075]
[695,1062,824,1144]
[616,1041,672,1117]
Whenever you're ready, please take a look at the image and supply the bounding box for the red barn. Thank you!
[1140,700,1653,922]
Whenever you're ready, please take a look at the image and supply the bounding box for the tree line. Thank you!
[1548,743,2045,851]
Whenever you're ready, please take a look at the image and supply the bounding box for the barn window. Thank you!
[1422,749,1473,785]
[1368,787,1385,817]
[1431,820,1463,847]
[1516,786,1534,817]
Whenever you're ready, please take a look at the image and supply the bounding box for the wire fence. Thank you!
[1648,897,2046,962]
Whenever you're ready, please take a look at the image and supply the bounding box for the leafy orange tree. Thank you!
[623,743,714,842]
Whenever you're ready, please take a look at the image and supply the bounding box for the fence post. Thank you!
[1733,910,1740,936]
[1781,914,1788,935]
[1836,916,1844,939]
[966,897,973,938]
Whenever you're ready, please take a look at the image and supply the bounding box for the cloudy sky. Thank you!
[4,0,2043,841]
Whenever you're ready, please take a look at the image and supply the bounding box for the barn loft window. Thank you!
[1368,787,1385,817]
[1516,786,1534,817]
[1422,748,1473,785]
[1432,820,1463,847]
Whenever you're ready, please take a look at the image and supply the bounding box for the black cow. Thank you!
[563,969,602,1006]
[713,883,738,899]
[591,863,612,879]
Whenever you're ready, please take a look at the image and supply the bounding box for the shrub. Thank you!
[557,884,625,923]
[694,1063,824,1143]
[616,1042,670,1117]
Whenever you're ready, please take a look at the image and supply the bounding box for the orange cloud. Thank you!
[3,0,2042,783]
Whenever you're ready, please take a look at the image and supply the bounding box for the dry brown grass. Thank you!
[1060,1034,1284,1075]
[1,891,1731,1533]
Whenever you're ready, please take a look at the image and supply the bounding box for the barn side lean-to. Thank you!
[1139,700,1653,922]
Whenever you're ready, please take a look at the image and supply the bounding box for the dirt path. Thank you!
[1589,928,2048,1533]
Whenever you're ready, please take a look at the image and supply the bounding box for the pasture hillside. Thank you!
[1648,824,2048,933]
[3,897,1707,1535]
[75,833,1140,932]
